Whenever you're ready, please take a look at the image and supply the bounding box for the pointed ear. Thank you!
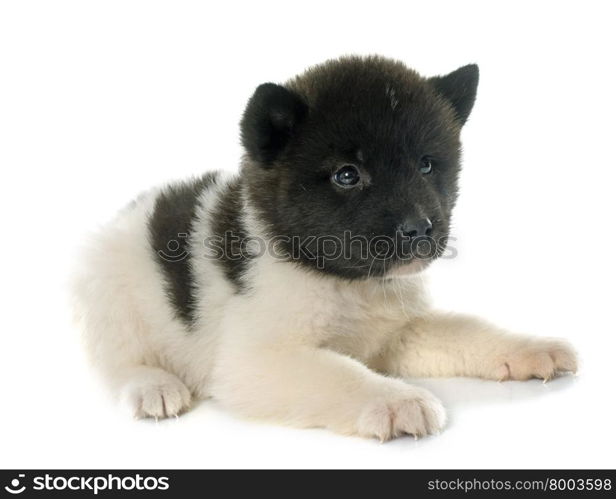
[429,64,479,125]
[240,83,308,166]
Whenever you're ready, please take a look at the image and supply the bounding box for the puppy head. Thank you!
[240,56,478,279]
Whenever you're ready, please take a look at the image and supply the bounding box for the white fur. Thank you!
[72,174,578,440]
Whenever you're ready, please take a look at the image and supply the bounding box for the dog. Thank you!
[72,56,577,440]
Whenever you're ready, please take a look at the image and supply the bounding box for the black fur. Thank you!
[429,64,479,125]
[148,173,217,324]
[240,56,479,279]
[210,177,253,292]
[240,83,308,166]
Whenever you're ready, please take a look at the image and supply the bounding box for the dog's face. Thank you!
[241,56,478,279]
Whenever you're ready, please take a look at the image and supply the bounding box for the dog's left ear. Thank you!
[429,64,479,126]
[240,83,308,166]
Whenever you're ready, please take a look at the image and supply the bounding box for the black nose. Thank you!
[398,217,433,238]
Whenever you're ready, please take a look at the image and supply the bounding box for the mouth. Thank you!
[302,230,448,279]
[385,257,433,277]
[383,233,447,277]
[340,232,446,279]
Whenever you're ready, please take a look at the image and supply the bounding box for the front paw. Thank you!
[121,372,192,419]
[494,338,578,382]
[357,387,446,441]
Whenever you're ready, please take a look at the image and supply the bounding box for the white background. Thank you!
[1,0,615,469]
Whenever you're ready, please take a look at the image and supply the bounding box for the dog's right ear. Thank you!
[429,64,479,126]
[240,83,308,166]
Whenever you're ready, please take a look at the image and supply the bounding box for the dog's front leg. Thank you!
[211,319,446,440]
[375,312,578,382]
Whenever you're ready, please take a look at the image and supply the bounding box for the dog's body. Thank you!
[73,56,577,440]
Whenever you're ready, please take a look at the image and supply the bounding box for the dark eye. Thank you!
[333,164,361,187]
[420,156,433,174]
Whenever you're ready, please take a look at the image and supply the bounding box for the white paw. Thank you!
[493,338,578,382]
[121,371,192,419]
[357,387,446,441]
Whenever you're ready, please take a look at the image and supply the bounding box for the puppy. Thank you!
[73,56,577,440]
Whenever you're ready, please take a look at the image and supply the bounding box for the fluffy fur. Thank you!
[72,56,577,440]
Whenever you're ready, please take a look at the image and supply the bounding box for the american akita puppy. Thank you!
[73,56,577,440]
